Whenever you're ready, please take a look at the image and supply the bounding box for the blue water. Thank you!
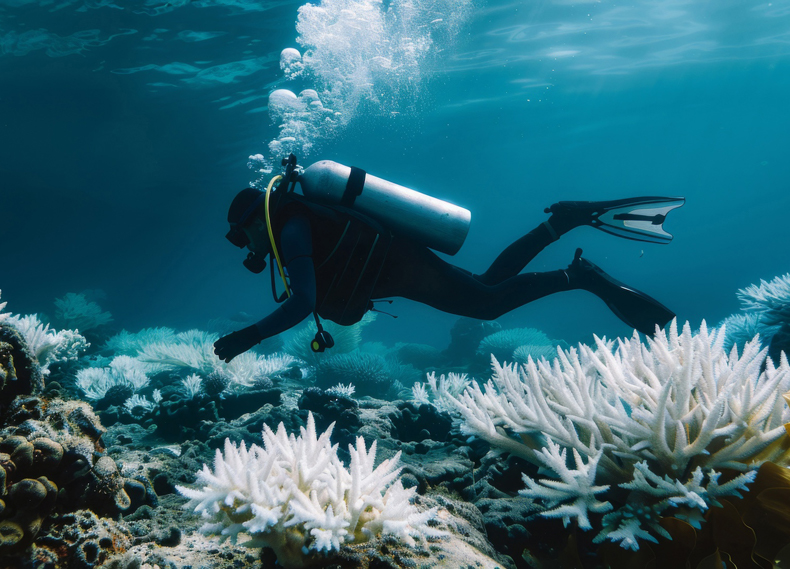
[2,0,790,348]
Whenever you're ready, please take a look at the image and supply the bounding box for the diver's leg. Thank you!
[474,223,556,285]
[474,205,589,285]
[565,248,675,335]
[373,242,571,320]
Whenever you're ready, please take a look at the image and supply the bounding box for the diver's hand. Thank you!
[214,325,263,363]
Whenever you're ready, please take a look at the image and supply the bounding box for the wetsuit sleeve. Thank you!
[254,214,316,339]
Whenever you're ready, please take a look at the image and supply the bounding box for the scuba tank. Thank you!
[298,160,471,256]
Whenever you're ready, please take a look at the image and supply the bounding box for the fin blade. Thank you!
[594,197,685,244]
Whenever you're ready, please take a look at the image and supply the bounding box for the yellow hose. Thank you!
[264,175,291,298]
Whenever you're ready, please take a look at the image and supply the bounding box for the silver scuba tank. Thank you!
[298,160,471,256]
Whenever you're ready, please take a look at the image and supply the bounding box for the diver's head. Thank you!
[226,188,272,255]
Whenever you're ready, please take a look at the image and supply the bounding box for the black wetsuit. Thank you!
[254,202,571,339]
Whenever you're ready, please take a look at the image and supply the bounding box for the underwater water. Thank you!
[2,0,788,347]
[3,1,790,568]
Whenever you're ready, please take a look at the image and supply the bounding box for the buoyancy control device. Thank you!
[298,160,471,256]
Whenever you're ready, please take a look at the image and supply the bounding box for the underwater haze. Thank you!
[2,0,790,346]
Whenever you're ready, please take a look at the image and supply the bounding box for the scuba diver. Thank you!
[214,155,684,363]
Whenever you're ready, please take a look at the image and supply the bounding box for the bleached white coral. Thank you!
[411,372,471,415]
[76,355,150,400]
[430,320,790,549]
[437,321,790,476]
[176,413,442,568]
[0,290,9,323]
[136,329,218,375]
[181,374,203,399]
[104,327,177,356]
[621,461,757,511]
[519,440,612,530]
[737,273,790,326]
[326,383,355,398]
[6,313,89,374]
[54,292,113,331]
[225,352,297,390]
[124,393,157,417]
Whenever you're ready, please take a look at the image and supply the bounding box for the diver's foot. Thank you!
[544,201,603,236]
[565,248,675,335]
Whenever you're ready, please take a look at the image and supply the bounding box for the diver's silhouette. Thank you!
[214,156,683,362]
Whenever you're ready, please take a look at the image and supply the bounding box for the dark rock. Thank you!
[388,402,452,443]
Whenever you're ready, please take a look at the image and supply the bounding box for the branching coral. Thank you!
[519,440,612,530]
[176,413,442,568]
[427,320,790,549]
[412,372,471,415]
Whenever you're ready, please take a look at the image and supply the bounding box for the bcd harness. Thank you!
[264,156,393,352]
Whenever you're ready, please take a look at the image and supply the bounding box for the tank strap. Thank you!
[341,166,366,206]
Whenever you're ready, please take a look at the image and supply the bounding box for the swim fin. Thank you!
[567,248,675,335]
[545,196,685,244]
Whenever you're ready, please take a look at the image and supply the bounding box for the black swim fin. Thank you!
[546,196,685,244]
[567,248,675,335]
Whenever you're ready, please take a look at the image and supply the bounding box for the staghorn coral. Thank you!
[411,372,471,415]
[428,320,790,549]
[176,413,442,569]
[518,440,612,531]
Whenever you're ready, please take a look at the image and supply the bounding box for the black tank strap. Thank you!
[341,166,366,206]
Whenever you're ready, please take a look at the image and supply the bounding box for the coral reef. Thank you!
[282,313,376,366]
[737,272,790,327]
[426,320,790,550]
[176,413,444,568]
[3,314,88,378]
[718,271,790,357]
[314,351,414,398]
[0,323,44,406]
